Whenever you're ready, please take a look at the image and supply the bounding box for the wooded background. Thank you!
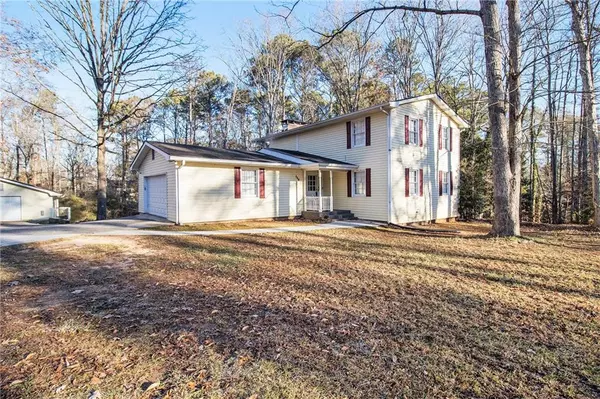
[0,0,598,229]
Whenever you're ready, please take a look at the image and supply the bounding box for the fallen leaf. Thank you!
[91,377,101,385]
[9,380,24,386]
[71,289,84,294]
[142,381,160,392]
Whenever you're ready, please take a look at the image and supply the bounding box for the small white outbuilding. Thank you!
[0,178,62,222]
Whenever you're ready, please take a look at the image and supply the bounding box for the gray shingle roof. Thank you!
[265,148,355,166]
[149,142,297,164]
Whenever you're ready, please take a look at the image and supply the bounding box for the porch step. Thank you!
[302,209,356,221]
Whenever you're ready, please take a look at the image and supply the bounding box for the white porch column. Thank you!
[318,169,323,212]
[303,169,307,211]
[329,170,334,211]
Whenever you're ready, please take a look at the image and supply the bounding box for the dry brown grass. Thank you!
[1,222,599,398]
[145,219,322,232]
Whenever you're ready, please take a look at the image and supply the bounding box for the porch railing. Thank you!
[306,196,332,212]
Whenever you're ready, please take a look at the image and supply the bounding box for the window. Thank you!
[354,170,366,196]
[409,169,419,196]
[442,127,450,150]
[151,149,155,160]
[241,169,258,197]
[409,118,419,145]
[307,175,317,192]
[352,119,366,147]
[442,172,450,195]
[0,183,3,191]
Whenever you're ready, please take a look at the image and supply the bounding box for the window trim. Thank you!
[352,119,366,148]
[442,171,450,195]
[307,174,317,193]
[442,127,451,150]
[409,169,419,197]
[353,170,367,197]
[240,168,259,198]
[409,118,420,146]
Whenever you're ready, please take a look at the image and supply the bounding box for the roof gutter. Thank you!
[168,156,299,168]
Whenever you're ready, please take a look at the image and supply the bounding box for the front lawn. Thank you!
[145,219,322,231]
[1,222,598,398]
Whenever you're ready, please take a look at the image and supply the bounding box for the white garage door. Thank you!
[145,175,168,218]
[0,196,22,221]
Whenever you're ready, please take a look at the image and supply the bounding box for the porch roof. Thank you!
[259,148,357,170]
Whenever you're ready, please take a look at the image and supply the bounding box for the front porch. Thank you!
[302,169,356,220]
[303,169,334,212]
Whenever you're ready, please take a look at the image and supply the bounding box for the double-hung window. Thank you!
[241,169,258,197]
[443,127,450,150]
[354,170,366,196]
[352,119,366,147]
[409,118,419,145]
[409,169,419,196]
[442,172,450,195]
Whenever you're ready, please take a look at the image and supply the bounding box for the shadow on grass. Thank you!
[1,228,599,398]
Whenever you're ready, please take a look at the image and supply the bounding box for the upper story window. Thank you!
[409,118,419,145]
[353,170,366,196]
[409,169,419,196]
[151,149,155,160]
[241,169,258,197]
[442,171,450,195]
[352,119,366,147]
[442,127,451,150]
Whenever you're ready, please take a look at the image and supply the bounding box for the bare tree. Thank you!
[566,0,600,227]
[36,0,197,219]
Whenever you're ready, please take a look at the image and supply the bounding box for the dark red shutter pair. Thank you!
[347,169,371,197]
[346,117,371,148]
[405,116,423,146]
[404,168,423,197]
[234,167,264,199]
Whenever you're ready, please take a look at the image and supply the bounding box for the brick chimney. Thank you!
[281,119,307,131]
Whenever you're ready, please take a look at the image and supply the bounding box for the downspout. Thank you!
[175,160,186,225]
[380,106,391,224]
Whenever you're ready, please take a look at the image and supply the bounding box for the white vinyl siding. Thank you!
[137,148,177,221]
[178,163,303,224]
[390,99,460,224]
[0,182,56,221]
[271,112,388,221]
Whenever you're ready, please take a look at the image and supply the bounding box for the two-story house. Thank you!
[130,94,468,224]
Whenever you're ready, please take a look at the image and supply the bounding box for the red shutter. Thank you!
[404,115,410,144]
[438,171,443,196]
[366,168,371,197]
[438,125,442,150]
[419,169,424,196]
[405,168,410,197]
[449,127,453,152]
[234,167,241,199]
[347,171,352,197]
[419,119,424,147]
[346,121,352,149]
[450,171,454,195]
[365,117,371,146]
[259,168,265,198]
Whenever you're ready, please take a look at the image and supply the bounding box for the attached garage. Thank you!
[0,178,62,222]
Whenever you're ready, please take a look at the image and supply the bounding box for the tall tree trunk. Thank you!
[507,0,523,230]
[481,0,519,236]
[97,124,108,220]
[567,0,599,226]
